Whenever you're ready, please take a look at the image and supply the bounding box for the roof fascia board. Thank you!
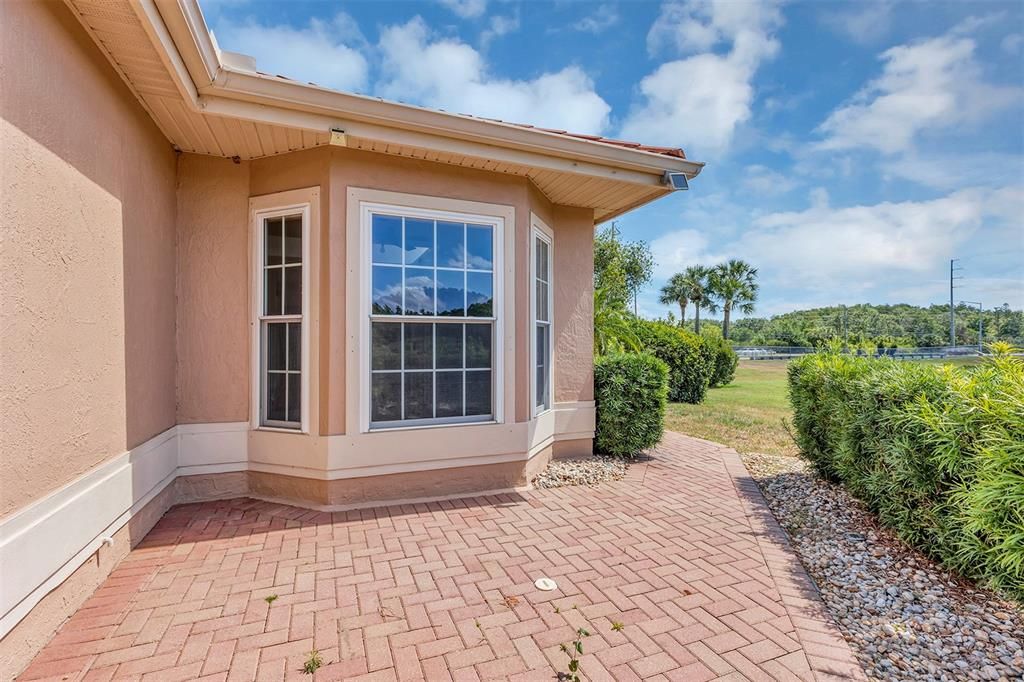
[209,68,702,178]
[201,96,665,187]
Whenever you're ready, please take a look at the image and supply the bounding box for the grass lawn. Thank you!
[665,360,797,456]
[664,355,985,457]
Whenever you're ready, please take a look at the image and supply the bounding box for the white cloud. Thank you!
[480,13,520,48]
[438,0,487,19]
[573,4,620,34]
[883,152,1024,190]
[742,187,1024,288]
[819,1,893,45]
[742,164,798,195]
[816,34,1022,154]
[376,18,611,134]
[621,0,783,153]
[1002,33,1023,54]
[211,13,368,91]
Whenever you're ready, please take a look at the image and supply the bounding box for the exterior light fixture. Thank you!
[663,171,689,191]
[329,128,347,147]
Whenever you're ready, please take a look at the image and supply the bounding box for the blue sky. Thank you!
[200,0,1024,319]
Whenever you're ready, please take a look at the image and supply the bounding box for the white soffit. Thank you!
[63,0,701,222]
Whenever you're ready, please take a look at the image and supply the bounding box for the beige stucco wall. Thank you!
[175,155,251,423]
[0,0,177,518]
[175,145,594,434]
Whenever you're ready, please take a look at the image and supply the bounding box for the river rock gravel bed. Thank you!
[742,451,1024,682]
[531,457,628,489]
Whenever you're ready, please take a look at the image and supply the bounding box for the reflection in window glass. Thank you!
[404,268,435,315]
[467,224,492,270]
[436,269,465,316]
[372,266,402,315]
[466,272,493,317]
[436,221,465,268]
[404,218,434,267]
[368,211,496,427]
[372,214,402,264]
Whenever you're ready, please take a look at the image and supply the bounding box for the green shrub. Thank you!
[632,319,715,403]
[707,336,738,387]
[594,352,668,456]
[788,352,1024,599]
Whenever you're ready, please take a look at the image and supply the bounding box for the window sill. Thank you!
[254,425,308,435]
[367,419,498,434]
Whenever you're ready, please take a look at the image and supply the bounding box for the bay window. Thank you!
[368,210,498,428]
[257,209,308,430]
[532,223,553,415]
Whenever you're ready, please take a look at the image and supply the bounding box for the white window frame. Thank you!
[531,215,554,417]
[359,201,505,432]
[251,202,311,433]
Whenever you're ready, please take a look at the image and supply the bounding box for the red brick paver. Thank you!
[20,432,864,681]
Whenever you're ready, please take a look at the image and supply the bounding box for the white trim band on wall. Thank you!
[0,400,594,637]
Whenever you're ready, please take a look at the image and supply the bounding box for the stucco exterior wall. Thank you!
[175,155,251,424]
[0,0,177,518]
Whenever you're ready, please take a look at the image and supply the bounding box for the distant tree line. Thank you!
[723,303,1024,348]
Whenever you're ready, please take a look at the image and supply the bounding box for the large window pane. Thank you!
[465,370,491,416]
[436,270,465,316]
[287,374,301,423]
[284,216,302,264]
[372,266,402,315]
[265,267,283,316]
[267,323,286,371]
[372,373,401,422]
[436,370,464,418]
[404,268,435,315]
[435,324,463,369]
[404,218,434,267]
[284,266,302,315]
[465,324,491,369]
[372,322,402,370]
[404,373,433,419]
[372,214,402,264]
[265,217,282,265]
[403,323,433,370]
[266,373,287,422]
[466,272,492,317]
[436,221,465,268]
[467,224,492,270]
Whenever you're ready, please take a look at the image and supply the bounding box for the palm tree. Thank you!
[593,286,640,355]
[658,273,690,326]
[674,265,714,334]
[708,259,758,340]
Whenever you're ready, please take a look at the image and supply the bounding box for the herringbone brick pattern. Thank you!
[20,432,864,681]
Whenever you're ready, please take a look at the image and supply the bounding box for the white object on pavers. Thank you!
[534,577,557,591]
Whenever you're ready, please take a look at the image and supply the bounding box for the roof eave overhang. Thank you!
[144,0,703,186]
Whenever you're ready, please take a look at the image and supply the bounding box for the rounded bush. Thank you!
[632,319,715,403]
[594,352,668,456]
[707,336,739,387]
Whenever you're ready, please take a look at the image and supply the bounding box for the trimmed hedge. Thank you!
[594,352,668,456]
[707,336,739,387]
[789,353,1024,599]
[633,319,715,403]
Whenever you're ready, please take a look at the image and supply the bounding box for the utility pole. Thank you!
[950,259,963,347]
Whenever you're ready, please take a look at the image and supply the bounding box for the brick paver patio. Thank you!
[21,432,864,681]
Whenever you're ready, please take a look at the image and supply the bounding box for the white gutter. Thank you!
[134,0,703,186]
